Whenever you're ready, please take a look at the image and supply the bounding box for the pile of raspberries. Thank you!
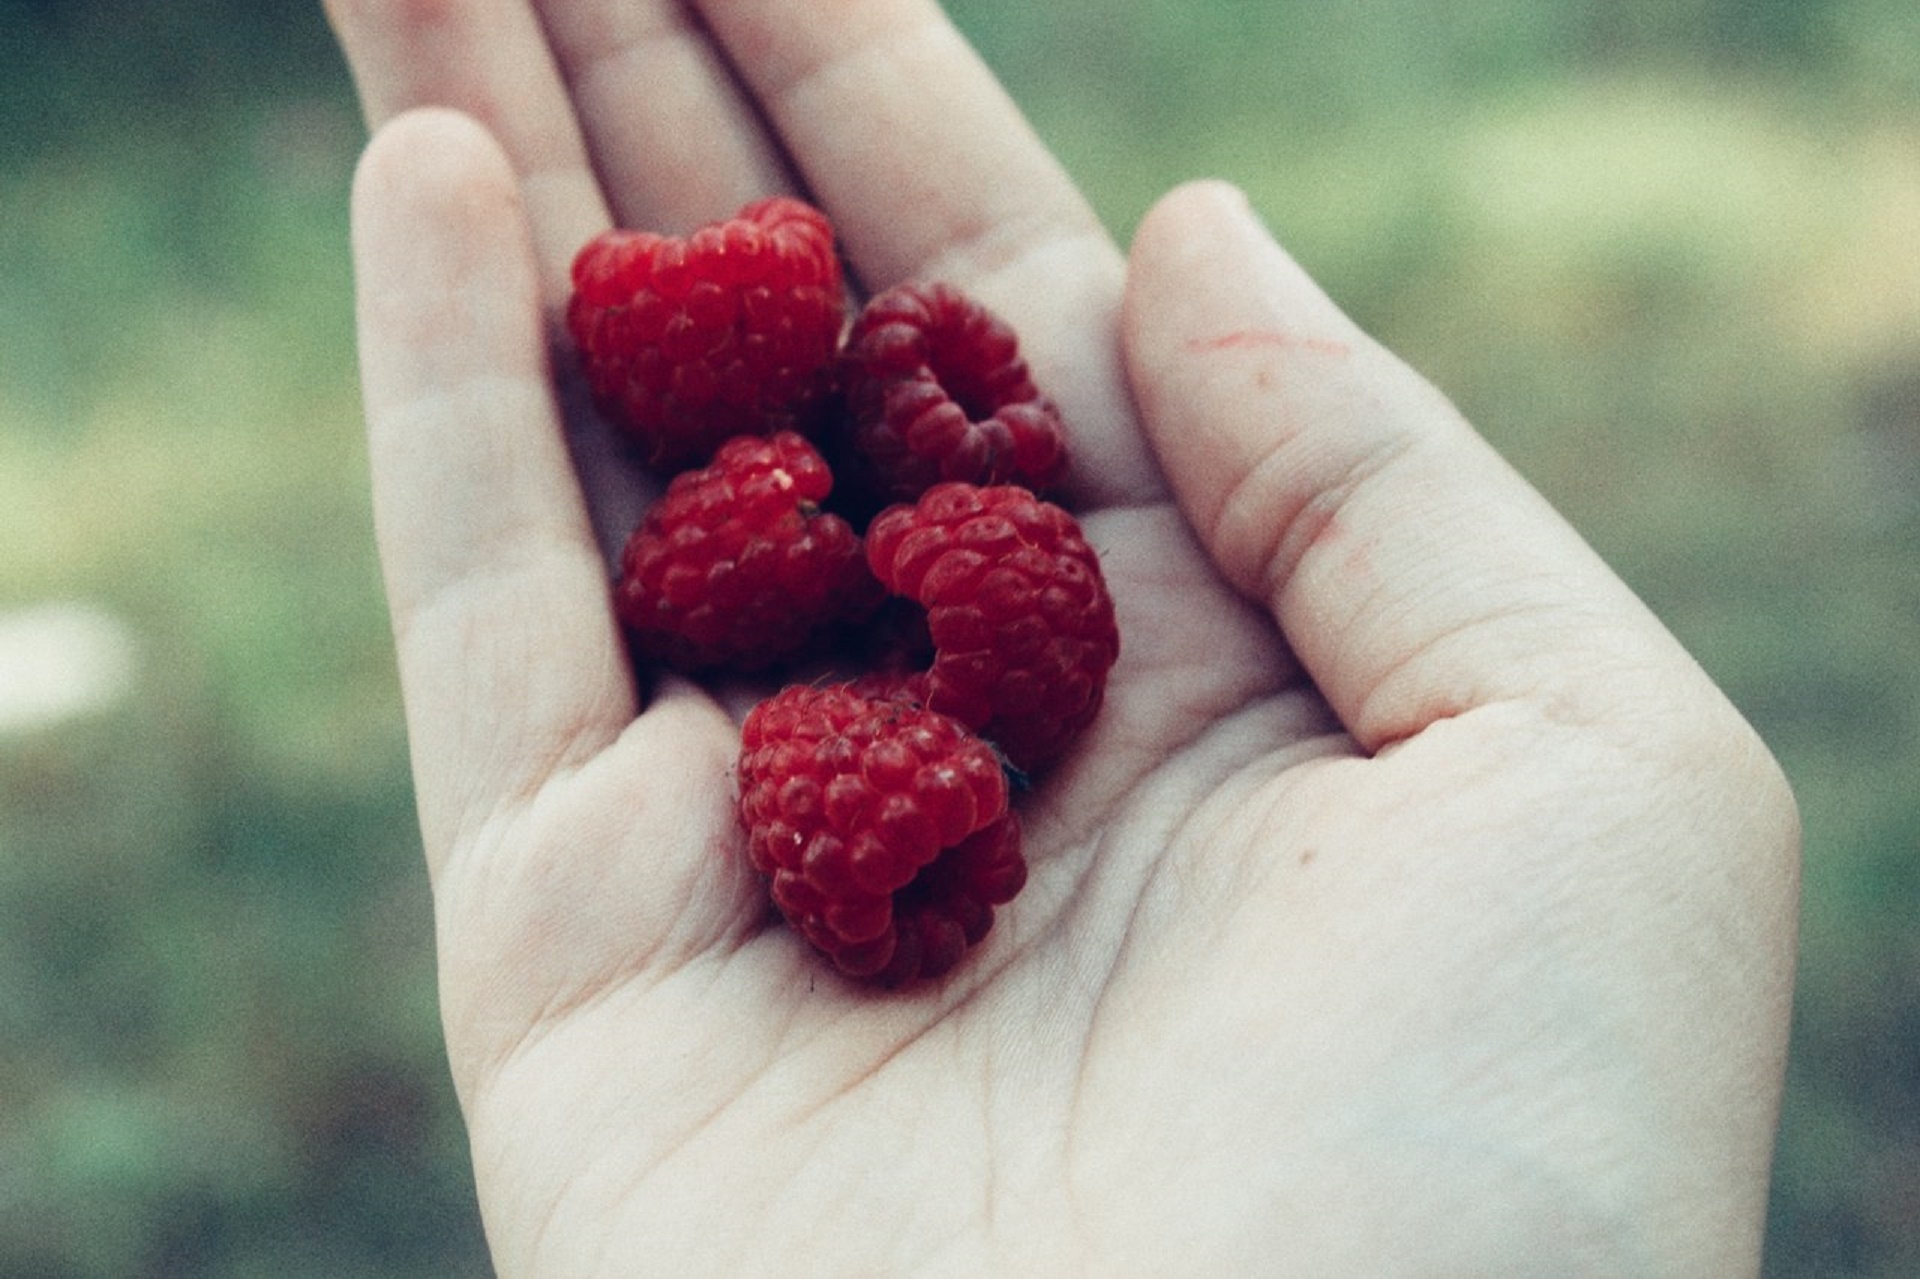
[567,197,1119,986]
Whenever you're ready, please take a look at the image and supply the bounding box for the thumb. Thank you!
[1123,180,1702,749]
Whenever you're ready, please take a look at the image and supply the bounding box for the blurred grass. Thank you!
[1,0,1915,1273]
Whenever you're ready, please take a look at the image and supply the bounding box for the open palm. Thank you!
[328,2,1798,1274]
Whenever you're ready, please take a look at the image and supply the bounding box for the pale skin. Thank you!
[325,1,1801,1274]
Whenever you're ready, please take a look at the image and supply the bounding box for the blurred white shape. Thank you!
[0,601,139,736]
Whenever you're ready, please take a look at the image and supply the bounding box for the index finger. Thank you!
[691,0,1162,505]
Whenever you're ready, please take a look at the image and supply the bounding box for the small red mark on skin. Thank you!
[1186,329,1353,359]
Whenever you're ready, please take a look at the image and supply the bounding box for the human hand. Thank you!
[329,2,1800,1273]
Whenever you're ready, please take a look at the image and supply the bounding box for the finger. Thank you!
[691,0,1160,505]
[1123,182,1707,750]
[531,0,796,231]
[351,108,636,868]
[325,0,610,308]
[324,0,660,560]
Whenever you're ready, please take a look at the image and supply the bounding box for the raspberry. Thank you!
[737,682,1027,984]
[615,432,879,672]
[866,483,1118,773]
[568,197,845,471]
[838,282,1067,503]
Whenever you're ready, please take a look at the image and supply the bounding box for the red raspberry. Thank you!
[866,483,1119,774]
[838,282,1067,503]
[737,682,1027,984]
[615,432,879,672]
[568,197,845,471]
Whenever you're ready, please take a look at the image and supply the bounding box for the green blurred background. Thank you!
[1,0,1913,1273]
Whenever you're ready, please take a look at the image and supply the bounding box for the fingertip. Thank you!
[1125,179,1348,350]
[1121,179,1378,607]
[1126,180,1260,385]
[350,108,545,399]
[352,106,518,231]
[1129,179,1254,259]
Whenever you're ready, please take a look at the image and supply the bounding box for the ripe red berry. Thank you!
[615,431,880,672]
[737,681,1027,984]
[568,197,846,471]
[866,483,1119,774]
[838,282,1067,503]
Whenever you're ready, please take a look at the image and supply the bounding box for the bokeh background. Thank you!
[1,0,1914,1273]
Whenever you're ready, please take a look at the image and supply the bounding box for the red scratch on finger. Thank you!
[1186,329,1352,359]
